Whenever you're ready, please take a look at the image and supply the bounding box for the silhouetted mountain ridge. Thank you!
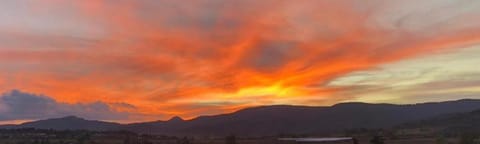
[125,99,480,136]
[2,99,480,136]
[399,108,480,134]
[1,116,121,131]
[168,116,184,122]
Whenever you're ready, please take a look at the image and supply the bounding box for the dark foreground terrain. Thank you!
[0,127,479,144]
[1,99,480,144]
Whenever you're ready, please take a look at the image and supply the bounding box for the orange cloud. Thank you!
[0,0,480,121]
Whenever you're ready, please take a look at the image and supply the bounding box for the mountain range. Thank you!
[0,116,121,131]
[2,99,480,136]
[399,108,480,134]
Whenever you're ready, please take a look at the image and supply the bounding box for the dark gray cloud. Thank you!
[244,41,299,72]
[0,90,134,121]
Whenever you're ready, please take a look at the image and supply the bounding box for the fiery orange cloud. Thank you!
[0,0,480,122]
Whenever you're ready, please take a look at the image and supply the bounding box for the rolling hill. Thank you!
[0,116,121,131]
[125,99,480,136]
[2,99,480,136]
[399,109,480,134]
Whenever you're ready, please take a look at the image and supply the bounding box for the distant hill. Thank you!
[125,99,480,136]
[0,116,121,131]
[2,99,480,136]
[398,109,480,134]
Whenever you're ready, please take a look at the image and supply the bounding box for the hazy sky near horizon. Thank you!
[0,0,480,123]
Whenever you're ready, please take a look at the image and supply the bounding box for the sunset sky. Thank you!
[1,0,480,123]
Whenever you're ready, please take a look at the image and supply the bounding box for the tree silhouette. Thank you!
[436,135,447,144]
[77,133,91,144]
[352,138,359,144]
[226,135,237,144]
[178,137,191,144]
[460,133,477,144]
[124,136,132,144]
[370,136,384,144]
[33,139,40,144]
[39,138,50,144]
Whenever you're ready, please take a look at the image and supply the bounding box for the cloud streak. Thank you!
[330,45,480,103]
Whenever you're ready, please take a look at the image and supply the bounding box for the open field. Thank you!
[0,129,477,144]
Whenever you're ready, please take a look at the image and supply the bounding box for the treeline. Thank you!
[0,128,239,144]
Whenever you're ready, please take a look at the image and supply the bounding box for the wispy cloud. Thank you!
[330,45,480,103]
